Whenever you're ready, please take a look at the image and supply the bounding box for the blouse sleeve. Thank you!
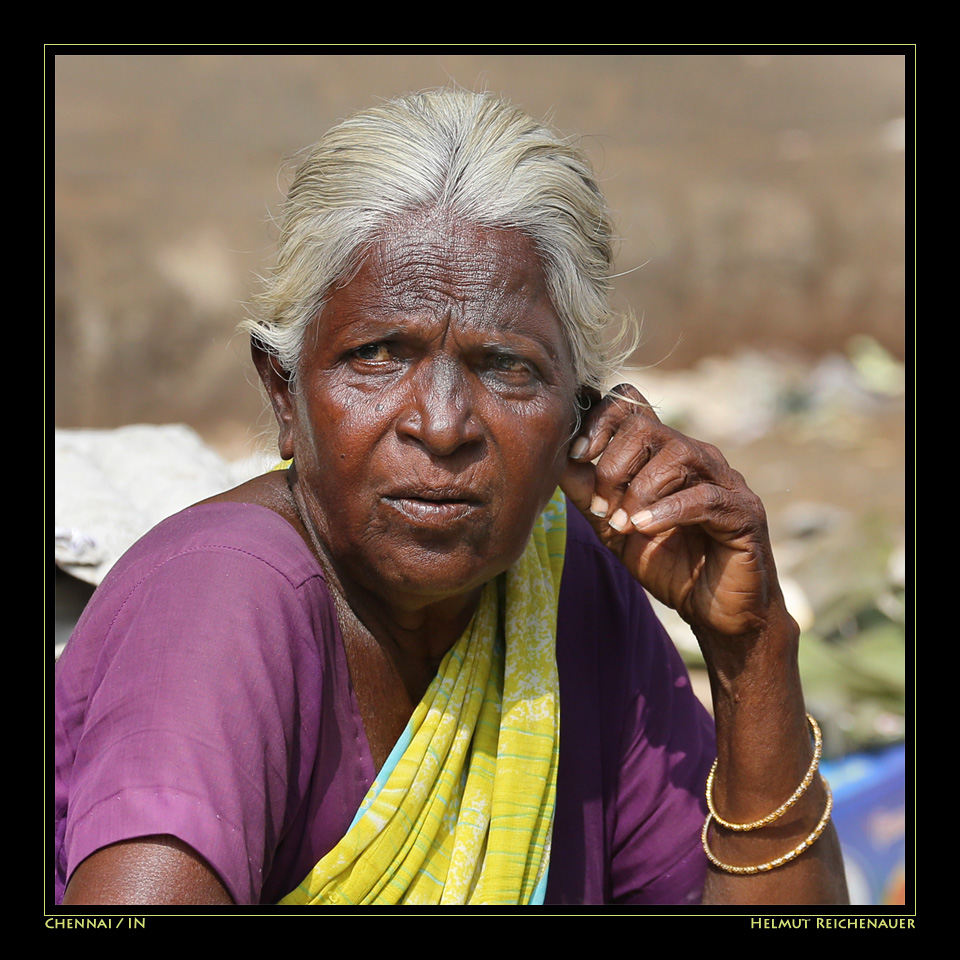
[56,537,328,905]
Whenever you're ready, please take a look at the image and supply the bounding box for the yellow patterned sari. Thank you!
[280,490,567,906]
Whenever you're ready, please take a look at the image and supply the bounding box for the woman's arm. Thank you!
[561,385,848,904]
[698,612,848,903]
[55,516,330,908]
[62,836,234,906]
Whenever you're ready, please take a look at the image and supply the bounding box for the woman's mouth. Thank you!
[382,494,482,526]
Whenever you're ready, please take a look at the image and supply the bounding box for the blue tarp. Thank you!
[821,743,907,905]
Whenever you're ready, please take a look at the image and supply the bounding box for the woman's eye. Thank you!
[488,353,528,373]
[353,342,391,362]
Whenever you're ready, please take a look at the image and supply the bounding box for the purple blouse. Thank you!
[54,501,715,906]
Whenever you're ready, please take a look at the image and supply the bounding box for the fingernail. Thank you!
[631,509,654,529]
[609,508,629,532]
[590,495,608,517]
[570,437,589,460]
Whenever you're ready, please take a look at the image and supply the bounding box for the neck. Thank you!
[286,469,482,667]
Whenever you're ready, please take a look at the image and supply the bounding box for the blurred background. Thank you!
[53,51,909,905]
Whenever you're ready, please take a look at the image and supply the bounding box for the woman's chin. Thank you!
[345,534,515,612]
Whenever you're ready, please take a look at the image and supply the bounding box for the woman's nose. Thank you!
[397,359,482,456]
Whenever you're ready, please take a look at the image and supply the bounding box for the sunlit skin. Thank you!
[62,210,847,906]
[265,209,580,656]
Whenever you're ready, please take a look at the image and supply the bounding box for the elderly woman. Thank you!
[55,89,847,906]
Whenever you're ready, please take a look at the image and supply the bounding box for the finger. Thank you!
[568,383,663,465]
[559,458,597,522]
[569,385,668,521]
[622,483,766,544]
[590,416,732,524]
[606,437,729,532]
[561,456,636,555]
[607,383,663,424]
[590,413,664,520]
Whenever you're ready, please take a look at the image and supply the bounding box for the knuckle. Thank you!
[728,492,766,535]
[699,441,728,466]
[656,495,683,523]
[725,463,748,487]
[607,384,659,420]
[661,436,690,463]
[607,383,644,406]
[621,415,655,446]
[593,455,622,486]
[701,483,724,507]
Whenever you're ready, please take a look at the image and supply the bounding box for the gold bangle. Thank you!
[701,775,833,875]
[705,713,823,832]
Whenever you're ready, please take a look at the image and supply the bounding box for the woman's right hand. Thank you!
[560,383,788,647]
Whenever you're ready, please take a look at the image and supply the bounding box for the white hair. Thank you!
[242,88,635,391]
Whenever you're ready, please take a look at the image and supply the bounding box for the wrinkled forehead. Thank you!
[343,210,555,327]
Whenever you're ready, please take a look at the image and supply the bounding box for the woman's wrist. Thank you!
[696,600,801,706]
[699,605,817,827]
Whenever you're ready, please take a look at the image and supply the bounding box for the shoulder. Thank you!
[58,500,329,675]
[57,500,334,718]
[104,499,320,592]
[55,502,342,907]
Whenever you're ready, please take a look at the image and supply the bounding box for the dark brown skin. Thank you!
[562,386,847,903]
[62,836,233,905]
[63,214,847,905]
[260,211,580,767]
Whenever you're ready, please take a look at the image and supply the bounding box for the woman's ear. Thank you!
[252,341,296,461]
[574,385,603,429]
[576,386,603,409]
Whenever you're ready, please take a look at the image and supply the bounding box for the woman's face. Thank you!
[275,210,579,609]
